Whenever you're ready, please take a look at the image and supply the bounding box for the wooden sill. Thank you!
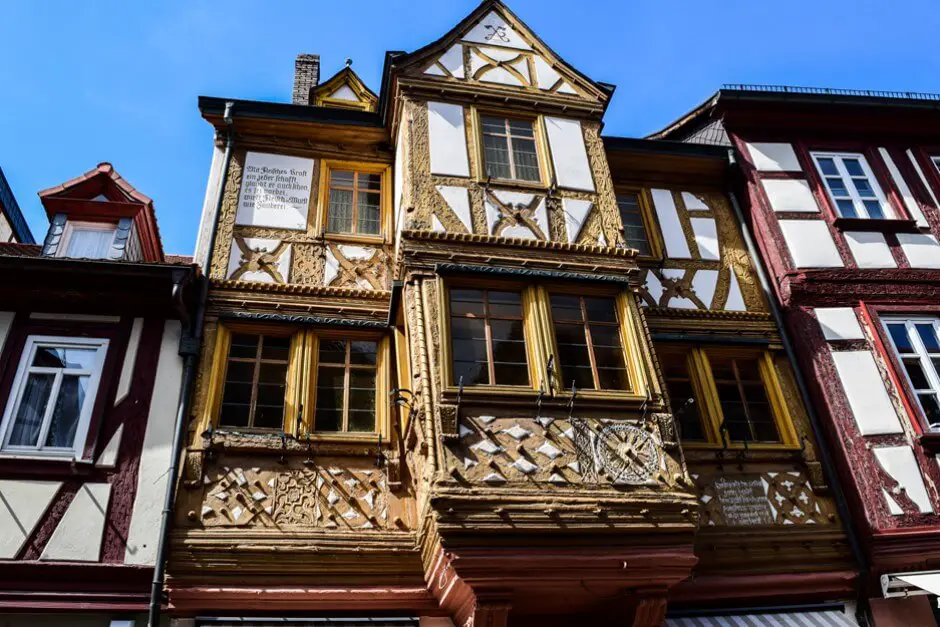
[833,217,919,233]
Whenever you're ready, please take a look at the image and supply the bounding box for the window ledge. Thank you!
[833,217,919,233]
[322,232,387,246]
[0,451,89,463]
[208,429,386,454]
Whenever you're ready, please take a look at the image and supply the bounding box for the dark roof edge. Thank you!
[0,167,35,244]
[198,96,384,128]
[603,135,727,159]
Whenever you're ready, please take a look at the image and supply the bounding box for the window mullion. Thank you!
[483,292,496,385]
[350,172,359,235]
[248,337,263,428]
[504,119,516,180]
[731,359,757,442]
[836,156,867,217]
[580,298,601,390]
[343,341,351,433]
[35,370,65,450]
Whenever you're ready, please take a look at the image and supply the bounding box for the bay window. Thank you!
[0,336,109,458]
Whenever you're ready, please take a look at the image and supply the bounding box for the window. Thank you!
[480,116,540,182]
[811,152,892,219]
[203,326,390,439]
[0,336,109,457]
[449,289,529,387]
[60,221,117,259]
[656,344,795,447]
[932,156,940,174]
[885,318,940,430]
[616,192,652,256]
[314,339,378,433]
[549,294,629,392]
[326,170,382,236]
[219,333,291,430]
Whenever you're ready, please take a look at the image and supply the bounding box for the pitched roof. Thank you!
[38,161,153,204]
[0,167,35,243]
[311,65,378,112]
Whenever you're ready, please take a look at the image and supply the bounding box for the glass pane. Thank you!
[350,341,378,366]
[920,394,940,430]
[481,116,506,134]
[493,363,529,386]
[315,367,345,432]
[7,373,54,446]
[221,381,252,406]
[487,291,522,318]
[348,371,377,432]
[508,119,535,138]
[48,374,90,447]
[734,358,762,382]
[563,365,595,391]
[257,364,286,393]
[836,199,857,218]
[33,346,96,370]
[904,358,930,389]
[330,170,355,187]
[585,297,618,323]
[357,192,381,235]
[261,335,290,361]
[863,200,884,219]
[357,173,381,191]
[327,189,354,233]
[224,361,254,384]
[597,366,629,391]
[65,228,115,259]
[817,157,838,176]
[852,177,875,197]
[915,324,940,352]
[511,138,540,182]
[451,317,487,340]
[253,404,284,430]
[450,289,485,316]
[843,158,864,177]
[550,294,584,322]
[319,340,347,365]
[483,134,511,180]
[826,177,848,197]
[219,403,250,428]
[452,339,488,362]
[229,334,259,359]
[454,360,488,386]
[888,324,914,353]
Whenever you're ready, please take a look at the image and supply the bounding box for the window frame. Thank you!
[58,220,117,259]
[810,151,893,220]
[0,335,109,459]
[216,331,295,432]
[882,316,940,432]
[658,344,799,451]
[317,160,391,244]
[472,108,548,187]
[614,187,662,259]
[201,323,390,442]
[438,277,652,403]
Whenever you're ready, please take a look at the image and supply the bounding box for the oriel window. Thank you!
[314,339,378,433]
[481,116,540,183]
[549,294,630,391]
[326,170,382,235]
[449,288,529,387]
[219,333,290,430]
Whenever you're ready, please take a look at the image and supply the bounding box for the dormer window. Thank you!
[60,221,117,260]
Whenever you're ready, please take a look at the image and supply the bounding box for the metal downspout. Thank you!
[148,101,236,627]
[725,149,870,626]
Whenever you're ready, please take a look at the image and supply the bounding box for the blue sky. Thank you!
[2,0,938,254]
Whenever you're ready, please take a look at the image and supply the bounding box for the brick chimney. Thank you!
[292,54,320,105]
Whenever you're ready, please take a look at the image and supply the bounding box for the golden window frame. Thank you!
[469,107,552,189]
[316,159,392,244]
[614,187,664,261]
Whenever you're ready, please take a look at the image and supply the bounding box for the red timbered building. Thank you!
[0,163,196,626]
[656,86,940,626]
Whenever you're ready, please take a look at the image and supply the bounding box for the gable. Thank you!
[400,3,607,103]
[312,66,378,112]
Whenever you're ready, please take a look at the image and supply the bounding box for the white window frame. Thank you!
[883,317,940,431]
[0,335,109,459]
[58,220,117,259]
[931,155,940,175]
[811,151,893,220]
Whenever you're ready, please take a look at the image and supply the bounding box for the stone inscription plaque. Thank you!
[714,475,774,526]
[235,152,314,230]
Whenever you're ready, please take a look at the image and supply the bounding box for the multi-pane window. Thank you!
[314,339,378,433]
[219,333,291,430]
[657,345,787,446]
[550,294,629,391]
[616,193,651,256]
[812,152,892,219]
[0,336,108,456]
[60,221,117,259]
[708,354,779,443]
[885,318,940,430]
[658,351,705,441]
[326,170,382,236]
[481,116,540,182]
[449,289,529,387]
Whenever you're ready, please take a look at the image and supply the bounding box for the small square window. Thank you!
[0,336,109,458]
[480,116,541,183]
[326,169,382,236]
